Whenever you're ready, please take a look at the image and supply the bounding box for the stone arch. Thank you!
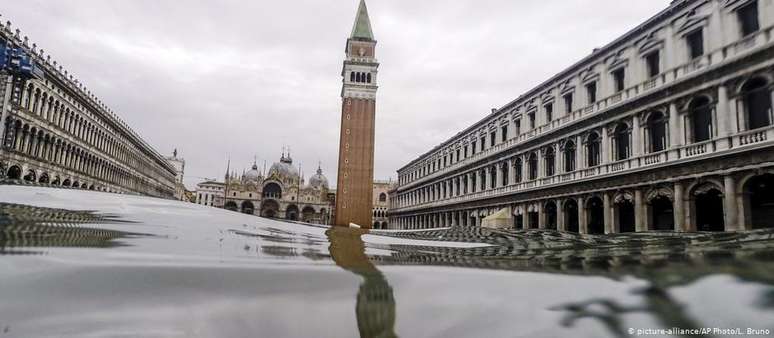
[262,181,282,199]
[645,110,668,153]
[544,200,558,230]
[301,206,316,223]
[687,181,725,232]
[585,195,605,234]
[585,131,601,167]
[563,199,579,233]
[613,190,635,233]
[687,95,715,143]
[62,178,71,187]
[241,200,255,215]
[285,204,299,221]
[23,169,36,182]
[739,76,772,130]
[613,122,631,161]
[742,173,774,229]
[51,176,61,185]
[224,201,238,211]
[38,172,50,184]
[7,165,22,180]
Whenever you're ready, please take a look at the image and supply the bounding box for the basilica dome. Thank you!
[268,154,298,181]
[308,166,329,190]
[244,163,261,182]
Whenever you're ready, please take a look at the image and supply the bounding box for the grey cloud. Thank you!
[3,0,670,188]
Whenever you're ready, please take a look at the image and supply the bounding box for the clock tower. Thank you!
[335,0,379,227]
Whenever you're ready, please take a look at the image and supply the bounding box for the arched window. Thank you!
[586,132,601,167]
[646,111,668,153]
[614,123,630,160]
[564,141,576,172]
[379,192,387,202]
[350,72,355,82]
[545,147,555,176]
[514,158,523,183]
[489,166,496,189]
[528,152,538,180]
[742,77,772,130]
[690,97,713,142]
[367,73,372,83]
[356,73,361,83]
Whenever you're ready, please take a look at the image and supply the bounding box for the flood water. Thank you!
[1,185,774,338]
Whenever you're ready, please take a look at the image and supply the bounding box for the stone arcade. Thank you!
[390,0,774,233]
[0,18,176,198]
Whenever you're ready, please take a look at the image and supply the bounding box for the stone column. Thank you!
[632,114,642,157]
[674,181,687,232]
[724,175,739,232]
[717,85,730,139]
[670,103,683,148]
[576,135,585,170]
[635,189,646,232]
[507,159,515,185]
[601,126,610,165]
[603,192,613,234]
[557,200,566,231]
[578,196,588,234]
[496,164,504,188]
[538,202,546,229]
[484,167,491,190]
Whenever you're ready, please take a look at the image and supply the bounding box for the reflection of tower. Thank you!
[335,0,378,227]
[326,227,396,338]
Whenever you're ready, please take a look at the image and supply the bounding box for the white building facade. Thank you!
[0,19,176,197]
[391,0,774,233]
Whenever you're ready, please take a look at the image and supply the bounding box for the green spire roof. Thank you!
[350,0,374,40]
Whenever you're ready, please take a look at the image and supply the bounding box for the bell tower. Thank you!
[335,0,378,227]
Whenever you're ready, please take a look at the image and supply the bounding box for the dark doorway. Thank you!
[224,201,238,212]
[587,197,605,234]
[695,189,724,231]
[545,202,558,230]
[286,205,299,221]
[7,166,21,180]
[241,201,255,215]
[528,211,539,229]
[747,174,774,229]
[617,201,636,233]
[23,170,36,182]
[651,196,674,231]
[564,200,579,233]
[514,214,524,230]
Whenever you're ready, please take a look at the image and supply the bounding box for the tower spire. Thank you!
[351,0,374,40]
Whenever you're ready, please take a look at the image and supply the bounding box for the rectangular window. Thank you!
[564,94,573,114]
[464,146,469,158]
[528,112,536,129]
[515,119,521,135]
[687,29,704,59]
[471,141,477,154]
[456,149,460,161]
[646,51,660,78]
[501,126,508,142]
[545,103,553,122]
[490,132,496,146]
[586,82,597,104]
[480,137,485,151]
[738,1,760,36]
[612,68,625,92]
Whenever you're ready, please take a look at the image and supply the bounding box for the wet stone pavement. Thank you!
[1,185,773,338]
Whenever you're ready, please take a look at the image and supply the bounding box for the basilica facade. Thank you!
[216,152,333,224]
[390,0,774,233]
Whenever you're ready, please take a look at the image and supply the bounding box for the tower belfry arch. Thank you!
[335,0,379,227]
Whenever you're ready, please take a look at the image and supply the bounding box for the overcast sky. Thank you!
[4,0,670,189]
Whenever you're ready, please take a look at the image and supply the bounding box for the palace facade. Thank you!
[0,19,176,197]
[390,0,774,233]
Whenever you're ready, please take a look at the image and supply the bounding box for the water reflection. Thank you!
[327,227,398,338]
[0,202,147,254]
